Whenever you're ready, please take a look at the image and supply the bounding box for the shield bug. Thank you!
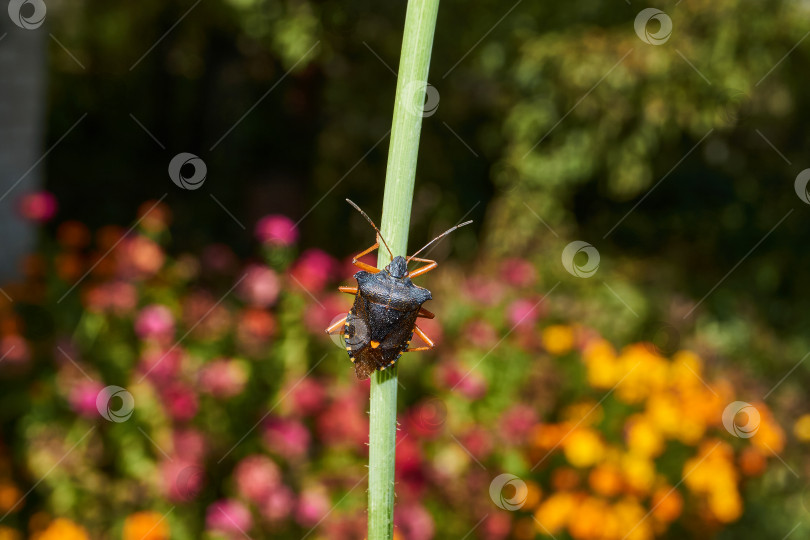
[326,199,472,380]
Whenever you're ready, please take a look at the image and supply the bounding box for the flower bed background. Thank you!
[0,199,806,539]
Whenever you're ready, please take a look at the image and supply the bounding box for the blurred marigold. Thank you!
[32,519,89,540]
[123,511,169,540]
[542,325,575,355]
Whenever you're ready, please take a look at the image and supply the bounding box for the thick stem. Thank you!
[367,0,440,538]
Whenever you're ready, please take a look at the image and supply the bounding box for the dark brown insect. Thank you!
[326,200,472,380]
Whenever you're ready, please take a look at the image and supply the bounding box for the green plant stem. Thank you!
[368,0,440,538]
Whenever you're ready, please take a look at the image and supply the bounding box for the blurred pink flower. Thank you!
[483,513,511,540]
[405,398,447,439]
[499,404,537,444]
[260,484,295,522]
[18,190,57,222]
[84,281,137,314]
[263,417,310,459]
[290,249,338,292]
[507,298,543,328]
[0,334,30,367]
[295,487,330,527]
[316,393,367,449]
[201,243,238,275]
[138,348,183,386]
[436,362,488,400]
[173,428,207,463]
[500,257,536,287]
[461,426,493,460]
[206,499,253,537]
[238,264,280,308]
[285,377,326,416]
[183,291,232,341]
[199,358,247,399]
[394,503,435,540]
[162,383,199,421]
[234,454,281,504]
[304,294,351,336]
[68,380,104,418]
[463,319,497,348]
[163,460,206,502]
[255,214,298,246]
[135,304,175,341]
[463,277,504,306]
[118,235,165,277]
[324,515,366,540]
[395,434,426,497]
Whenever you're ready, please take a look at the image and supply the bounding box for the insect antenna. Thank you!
[346,199,394,261]
[406,220,473,263]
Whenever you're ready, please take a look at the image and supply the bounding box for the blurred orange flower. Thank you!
[123,511,169,540]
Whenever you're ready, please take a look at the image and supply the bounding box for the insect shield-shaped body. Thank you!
[346,257,431,379]
[326,200,472,380]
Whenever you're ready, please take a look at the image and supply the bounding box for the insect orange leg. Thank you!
[351,242,381,274]
[405,324,435,352]
[325,315,347,335]
[417,307,435,319]
[338,286,358,295]
[407,256,437,278]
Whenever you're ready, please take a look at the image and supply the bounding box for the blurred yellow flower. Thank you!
[524,480,543,509]
[542,325,575,355]
[568,496,608,539]
[534,492,576,535]
[625,416,664,458]
[563,429,605,468]
[588,463,623,497]
[123,511,169,540]
[620,454,655,495]
[793,413,810,442]
[583,340,619,389]
[614,497,652,540]
[651,486,683,523]
[32,519,89,540]
[750,403,785,454]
